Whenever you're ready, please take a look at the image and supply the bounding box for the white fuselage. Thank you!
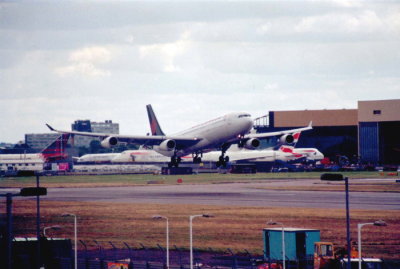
[291,148,324,161]
[76,147,323,164]
[75,153,120,163]
[113,150,169,163]
[153,112,253,157]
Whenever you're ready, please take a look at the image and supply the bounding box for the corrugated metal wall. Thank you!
[359,122,379,163]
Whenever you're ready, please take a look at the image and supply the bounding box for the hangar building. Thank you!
[255,99,400,165]
[358,99,400,164]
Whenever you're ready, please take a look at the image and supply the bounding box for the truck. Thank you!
[314,242,386,269]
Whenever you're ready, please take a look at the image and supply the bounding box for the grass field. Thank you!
[1,171,399,191]
[6,201,400,259]
[1,172,399,259]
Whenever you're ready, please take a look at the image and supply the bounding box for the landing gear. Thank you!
[192,152,202,164]
[216,155,230,168]
[193,156,202,164]
[216,144,230,168]
[168,156,181,168]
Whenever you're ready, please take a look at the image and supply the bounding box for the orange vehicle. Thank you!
[314,242,335,269]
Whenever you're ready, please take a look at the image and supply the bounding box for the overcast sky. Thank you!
[1,1,399,143]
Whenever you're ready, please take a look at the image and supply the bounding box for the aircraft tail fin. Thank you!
[292,131,301,145]
[41,133,71,161]
[274,131,302,150]
[146,104,165,136]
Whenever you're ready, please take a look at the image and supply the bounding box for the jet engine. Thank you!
[279,134,294,144]
[158,139,176,151]
[243,138,261,150]
[100,136,118,148]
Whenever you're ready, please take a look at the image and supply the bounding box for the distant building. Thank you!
[254,99,400,165]
[25,133,60,151]
[358,99,400,164]
[71,120,119,147]
[71,120,91,132]
[0,142,14,149]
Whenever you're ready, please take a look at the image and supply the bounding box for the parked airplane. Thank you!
[73,153,120,164]
[75,145,324,166]
[278,145,324,162]
[47,105,312,167]
[0,134,71,171]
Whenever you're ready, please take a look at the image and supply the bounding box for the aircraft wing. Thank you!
[45,124,201,148]
[243,121,312,139]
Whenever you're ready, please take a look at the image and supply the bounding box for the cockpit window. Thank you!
[238,114,251,118]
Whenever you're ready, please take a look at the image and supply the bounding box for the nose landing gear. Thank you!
[216,144,230,168]
[192,152,203,164]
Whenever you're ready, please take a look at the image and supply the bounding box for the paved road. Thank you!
[5,180,395,210]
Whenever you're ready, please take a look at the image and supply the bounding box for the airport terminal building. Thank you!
[255,99,400,165]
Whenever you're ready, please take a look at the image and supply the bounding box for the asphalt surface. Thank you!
[5,179,398,210]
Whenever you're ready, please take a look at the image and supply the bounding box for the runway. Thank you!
[23,181,400,210]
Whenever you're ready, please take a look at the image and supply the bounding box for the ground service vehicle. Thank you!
[314,242,385,269]
[314,242,336,269]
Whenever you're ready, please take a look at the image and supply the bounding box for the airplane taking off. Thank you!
[47,105,312,167]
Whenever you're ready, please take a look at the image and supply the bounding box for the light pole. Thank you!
[189,214,213,269]
[43,225,62,237]
[62,213,77,269]
[153,215,170,269]
[267,220,285,269]
[357,220,387,269]
[321,173,351,269]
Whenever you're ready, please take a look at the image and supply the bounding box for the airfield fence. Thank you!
[73,241,264,269]
[8,239,400,269]
[55,240,268,269]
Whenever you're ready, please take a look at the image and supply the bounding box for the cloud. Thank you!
[139,31,192,72]
[55,46,112,77]
[69,46,111,63]
[295,10,385,34]
[0,1,399,143]
[330,0,363,8]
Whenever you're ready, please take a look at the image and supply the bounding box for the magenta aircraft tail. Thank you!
[146,104,165,136]
[41,133,71,161]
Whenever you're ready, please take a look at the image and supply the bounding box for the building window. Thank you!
[373,110,381,115]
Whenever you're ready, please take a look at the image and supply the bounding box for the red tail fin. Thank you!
[292,132,301,144]
[146,104,165,136]
[41,134,71,161]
